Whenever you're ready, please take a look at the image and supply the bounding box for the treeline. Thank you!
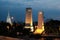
[45,19,60,35]
[0,19,60,37]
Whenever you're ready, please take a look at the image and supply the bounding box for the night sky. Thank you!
[0,0,60,22]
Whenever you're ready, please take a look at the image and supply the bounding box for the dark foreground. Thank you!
[0,36,60,40]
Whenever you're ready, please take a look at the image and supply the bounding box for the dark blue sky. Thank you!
[0,0,60,22]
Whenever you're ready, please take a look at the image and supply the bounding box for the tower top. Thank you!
[26,8,32,9]
[26,8,32,11]
[8,11,10,17]
[39,11,43,14]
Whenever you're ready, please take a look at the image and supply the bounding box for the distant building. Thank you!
[6,11,12,25]
[34,11,44,34]
[25,8,34,32]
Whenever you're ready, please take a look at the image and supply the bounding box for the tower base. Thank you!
[34,28,44,34]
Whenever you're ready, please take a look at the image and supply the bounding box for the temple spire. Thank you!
[6,11,12,25]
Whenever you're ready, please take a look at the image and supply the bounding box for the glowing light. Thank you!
[11,17,14,19]
[7,26,9,30]
[39,12,42,14]
[34,22,44,34]
[28,10,31,11]
[34,29,44,34]
[31,27,34,32]
[34,25,44,34]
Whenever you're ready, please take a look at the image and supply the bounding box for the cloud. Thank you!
[1,0,60,9]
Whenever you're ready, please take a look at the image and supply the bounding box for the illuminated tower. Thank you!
[6,12,12,25]
[34,11,44,34]
[25,8,33,32]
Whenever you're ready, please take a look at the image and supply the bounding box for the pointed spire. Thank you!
[7,11,10,17]
[6,11,12,25]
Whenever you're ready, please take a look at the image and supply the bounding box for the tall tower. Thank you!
[34,11,44,34]
[6,12,12,25]
[25,8,33,32]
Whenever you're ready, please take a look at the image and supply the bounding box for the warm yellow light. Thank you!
[42,24,44,31]
[34,25,44,34]
[34,28,44,34]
